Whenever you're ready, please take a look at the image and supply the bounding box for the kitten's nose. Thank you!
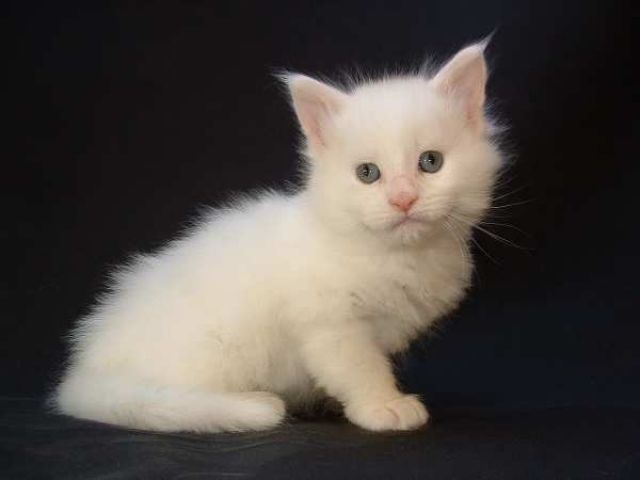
[389,191,418,212]
[388,176,418,212]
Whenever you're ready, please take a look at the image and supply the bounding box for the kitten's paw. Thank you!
[234,391,286,431]
[345,394,429,432]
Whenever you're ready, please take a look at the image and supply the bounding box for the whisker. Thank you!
[493,175,520,192]
[448,212,527,250]
[488,199,533,209]
[443,219,471,263]
[478,221,531,237]
[491,185,528,202]
[447,216,499,264]
[473,225,526,250]
[470,235,500,265]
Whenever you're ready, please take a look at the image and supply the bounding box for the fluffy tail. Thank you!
[52,374,286,433]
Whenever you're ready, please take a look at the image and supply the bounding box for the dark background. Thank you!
[4,0,638,412]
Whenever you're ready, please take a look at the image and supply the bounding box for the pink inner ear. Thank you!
[432,44,488,130]
[297,99,330,147]
[446,68,486,127]
[289,75,347,150]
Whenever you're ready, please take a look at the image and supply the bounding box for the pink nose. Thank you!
[389,192,417,212]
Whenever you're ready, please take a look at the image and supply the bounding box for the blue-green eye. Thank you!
[356,162,381,184]
[419,150,444,173]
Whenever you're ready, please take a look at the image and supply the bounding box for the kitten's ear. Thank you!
[285,74,348,149]
[431,42,489,131]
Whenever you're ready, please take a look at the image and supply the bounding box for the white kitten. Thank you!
[53,42,503,433]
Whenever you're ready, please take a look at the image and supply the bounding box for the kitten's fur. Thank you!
[53,42,503,432]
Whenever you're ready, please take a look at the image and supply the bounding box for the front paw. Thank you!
[345,395,429,432]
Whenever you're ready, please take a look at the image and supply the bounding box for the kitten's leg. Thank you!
[300,321,429,431]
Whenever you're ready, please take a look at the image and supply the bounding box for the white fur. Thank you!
[53,42,503,433]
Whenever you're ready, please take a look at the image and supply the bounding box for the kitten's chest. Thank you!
[349,246,471,352]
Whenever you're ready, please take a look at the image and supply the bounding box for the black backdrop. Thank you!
[5,1,638,411]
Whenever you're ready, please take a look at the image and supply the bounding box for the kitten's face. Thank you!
[289,43,502,245]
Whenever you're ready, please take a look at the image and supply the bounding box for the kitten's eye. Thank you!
[356,162,381,184]
[419,150,444,173]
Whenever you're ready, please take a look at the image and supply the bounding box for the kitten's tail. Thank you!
[51,373,286,433]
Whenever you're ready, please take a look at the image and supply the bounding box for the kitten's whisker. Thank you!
[481,210,514,220]
[491,185,528,202]
[488,199,533,209]
[478,221,530,237]
[448,213,526,250]
[446,216,499,264]
[470,235,500,265]
[443,220,470,263]
[473,225,525,250]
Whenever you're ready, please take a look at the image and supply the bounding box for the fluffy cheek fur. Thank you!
[443,134,503,224]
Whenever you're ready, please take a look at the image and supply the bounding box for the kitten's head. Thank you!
[287,42,503,246]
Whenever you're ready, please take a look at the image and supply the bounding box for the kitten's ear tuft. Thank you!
[283,73,348,149]
[431,41,489,130]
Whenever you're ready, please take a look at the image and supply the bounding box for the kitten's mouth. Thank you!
[391,215,424,229]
